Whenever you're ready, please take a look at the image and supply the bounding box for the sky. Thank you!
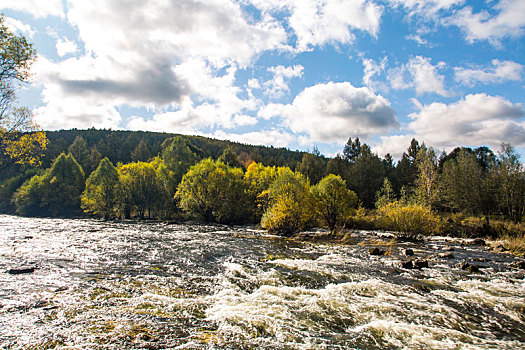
[2,0,525,159]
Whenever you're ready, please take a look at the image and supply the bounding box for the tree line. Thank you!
[4,131,525,237]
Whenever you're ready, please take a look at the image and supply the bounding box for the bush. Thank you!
[260,168,314,235]
[377,201,439,237]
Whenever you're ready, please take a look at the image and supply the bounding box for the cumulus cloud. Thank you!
[408,93,525,149]
[28,0,290,130]
[264,65,304,97]
[55,37,78,57]
[388,56,448,96]
[248,0,382,50]
[445,0,525,45]
[2,0,64,18]
[3,17,35,38]
[454,59,523,86]
[259,82,398,143]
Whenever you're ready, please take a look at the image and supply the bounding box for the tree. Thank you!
[13,153,85,216]
[68,136,90,174]
[311,174,358,234]
[0,16,47,169]
[297,148,325,184]
[244,162,278,221]
[131,139,152,162]
[260,168,315,235]
[343,137,361,163]
[440,149,484,215]
[161,136,200,185]
[117,161,161,219]
[395,138,421,192]
[376,177,395,208]
[413,146,439,208]
[492,143,525,220]
[175,158,249,224]
[347,145,385,208]
[218,145,241,168]
[81,157,119,219]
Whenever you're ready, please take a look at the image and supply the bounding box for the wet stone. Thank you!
[7,267,36,275]
[399,260,413,269]
[413,260,429,269]
[369,247,385,256]
[438,252,455,259]
[457,262,481,273]
[403,248,414,256]
[442,246,454,252]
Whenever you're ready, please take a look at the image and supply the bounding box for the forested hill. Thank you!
[42,128,308,169]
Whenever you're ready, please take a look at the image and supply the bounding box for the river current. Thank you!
[1,215,524,349]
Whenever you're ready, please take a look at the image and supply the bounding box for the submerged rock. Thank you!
[457,261,481,273]
[7,267,36,275]
[403,248,414,256]
[442,246,454,252]
[369,247,386,256]
[438,252,455,259]
[398,259,428,269]
[413,260,429,269]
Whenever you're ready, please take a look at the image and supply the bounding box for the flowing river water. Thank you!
[1,215,524,349]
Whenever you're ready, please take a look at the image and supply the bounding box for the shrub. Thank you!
[377,201,440,237]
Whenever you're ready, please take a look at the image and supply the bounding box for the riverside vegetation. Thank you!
[1,130,525,256]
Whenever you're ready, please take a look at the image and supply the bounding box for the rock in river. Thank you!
[369,247,386,256]
[7,267,36,275]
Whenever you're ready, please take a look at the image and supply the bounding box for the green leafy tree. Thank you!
[343,137,361,164]
[175,158,249,224]
[414,146,439,208]
[297,147,325,184]
[244,162,278,221]
[14,153,85,216]
[81,157,119,219]
[161,136,200,185]
[117,161,161,219]
[68,136,90,174]
[376,177,395,208]
[131,139,153,162]
[218,145,242,168]
[347,145,385,208]
[491,143,525,220]
[311,174,358,234]
[440,149,484,215]
[260,168,315,235]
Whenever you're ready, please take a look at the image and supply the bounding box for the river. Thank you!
[0,215,524,349]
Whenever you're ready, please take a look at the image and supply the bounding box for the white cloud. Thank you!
[407,93,525,149]
[28,0,289,130]
[362,56,387,91]
[249,0,382,50]
[446,0,525,45]
[3,17,35,38]
[55,37,78,57]
[1,0,64,18]
[388,56,448,96]
[454,59,523,86]
[264,65,304,97]
[390,0,464,18]
[374,134,417,159]
[259,81,398,143]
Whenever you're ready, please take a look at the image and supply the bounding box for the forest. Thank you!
[1,128,525,254]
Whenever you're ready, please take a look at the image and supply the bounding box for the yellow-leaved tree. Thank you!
[0,15,48,170]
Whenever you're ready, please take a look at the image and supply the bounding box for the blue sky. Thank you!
[2,0,525,158]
